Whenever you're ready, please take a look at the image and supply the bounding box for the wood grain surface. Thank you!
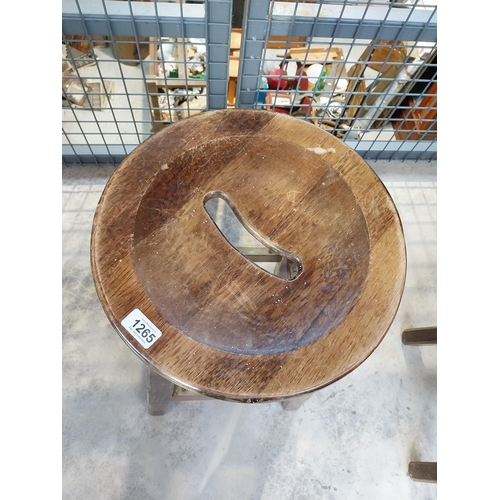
[91,109,406,402]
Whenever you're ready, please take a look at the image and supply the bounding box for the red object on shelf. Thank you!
[268,58,308,92]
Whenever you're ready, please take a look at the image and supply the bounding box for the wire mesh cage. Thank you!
[62,0,230,164]
[237,0,437,160]
[62,0,437,164]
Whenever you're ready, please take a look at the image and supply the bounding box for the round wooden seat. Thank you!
[91,109,406,403]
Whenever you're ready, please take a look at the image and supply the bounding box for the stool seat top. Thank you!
[91,109,406,402]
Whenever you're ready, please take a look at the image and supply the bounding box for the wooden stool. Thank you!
[91,109,406,414]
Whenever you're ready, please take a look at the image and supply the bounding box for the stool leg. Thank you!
[408,461,437,483]
[146,366,174,416]
[402,327,437,346]
[281,393,311,411]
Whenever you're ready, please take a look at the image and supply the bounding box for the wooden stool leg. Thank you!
[147,366,174,416]
[281,393,311,411]
[408,461,437,483]
[402,327,437,346]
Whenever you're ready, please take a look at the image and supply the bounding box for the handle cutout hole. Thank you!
[203,191,303,281]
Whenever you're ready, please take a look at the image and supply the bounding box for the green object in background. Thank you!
[313,67,328,96]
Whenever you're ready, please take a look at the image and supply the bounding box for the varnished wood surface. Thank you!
[91,109,406,402]
[408,462,437,483]
[402,327,437,346]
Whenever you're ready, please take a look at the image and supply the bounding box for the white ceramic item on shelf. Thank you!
[158,43,175,61]
[307,64,324,85]
[334,78,348,92]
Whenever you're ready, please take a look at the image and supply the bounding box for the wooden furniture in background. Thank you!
[392,81,437,141]
[146,37,207,130]
[342,40,408,126]
[147,30,308,111]
[110,36,150,66]
[145,78,207,132]
[65,35,108,54]
[91,109,407,414]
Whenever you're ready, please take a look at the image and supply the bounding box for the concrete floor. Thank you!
[62,159,436,500]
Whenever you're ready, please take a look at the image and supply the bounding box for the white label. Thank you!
[273,97,292,106]
[121,308,162,349]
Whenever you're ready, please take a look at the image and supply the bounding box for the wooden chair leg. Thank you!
[146,366,174,416]
[402,326,437,346]
[281,393,312,411]
[408,461,437,483]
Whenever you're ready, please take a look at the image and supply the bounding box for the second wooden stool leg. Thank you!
[408,461,437,483]
[146,366,174,416]
[402,326,437,346]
